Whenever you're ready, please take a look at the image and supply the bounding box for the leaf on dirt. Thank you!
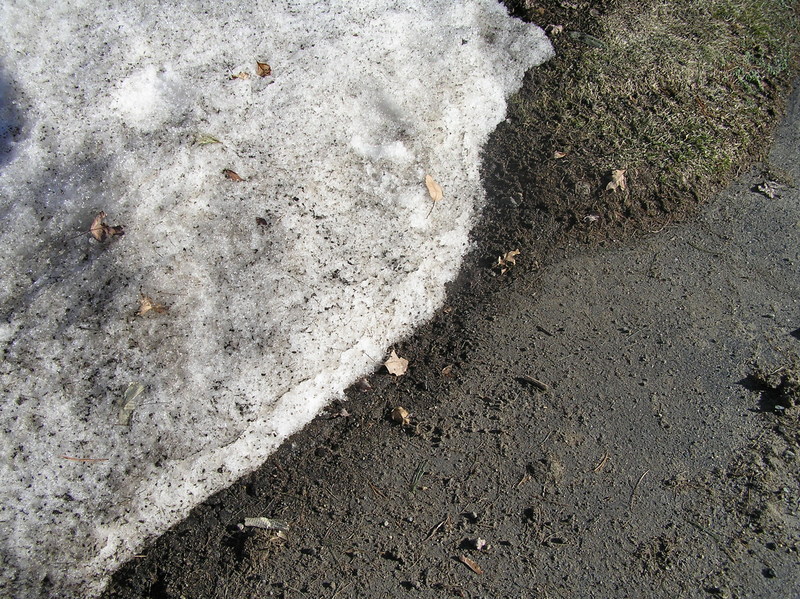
[458,555,484,575]
[425,174,443,204]
[756,180,783,199]
[391,406,411,425]
[356,377,373,392]
[223,169,244,182]
[195,133,221,145]
[89,211,125,242]
[545,24,564,35]
[242,517,289,531]
[119,381,145,426]
[138,294,168,316]
[496,249,520,274]
[441,364,454,378]
[606,169,627,192]
[518,374,549,392]
[385,350,409,376]
[230,71,250,80]
[553,150,567,159]
[256,61,272,77]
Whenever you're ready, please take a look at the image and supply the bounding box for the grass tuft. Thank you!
[496,0,800,241]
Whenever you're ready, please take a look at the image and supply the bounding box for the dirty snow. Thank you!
[0,0,552,596]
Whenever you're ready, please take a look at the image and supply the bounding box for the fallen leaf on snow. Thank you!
[230,71,250,80]
[606,169,627,192]
[89,211,125,242]
[118,381,145,426]
[385,350,409,376]
[195,133,221,145]
[223,169,244,182]
[138,294,168,316]
[425,174,443,204]
[391,406,411,425]
[256,61,272,77]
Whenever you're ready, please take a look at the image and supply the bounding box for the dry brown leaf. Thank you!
[89,211,125,242]
[425,174,443,204]
[231,72,250,80]
[458,555,484,575]
[496,249,520,274]
[356,377,373,392]
[223,169,244,182]
[138,294,168,316]
[391,406,411,425]
[546,24,564,35]
[385,350,409,376]
[553,151,567,159]
[256,61,272,77]
[441,364,454,378]
[606,169,627,192]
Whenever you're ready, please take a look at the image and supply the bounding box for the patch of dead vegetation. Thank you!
[482,0,800,258]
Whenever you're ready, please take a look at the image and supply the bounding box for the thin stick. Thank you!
[424,516,450,542]
[593,452,610,473]
[368,481,387,499]
[629,470,649,509]
[60,455,109,462]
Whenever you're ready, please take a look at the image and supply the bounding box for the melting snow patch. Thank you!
[0,0,552,596]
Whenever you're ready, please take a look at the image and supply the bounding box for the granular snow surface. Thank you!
[0,1,552,596]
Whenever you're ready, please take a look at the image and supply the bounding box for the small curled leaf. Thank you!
[256,61,272,77]
[223,169,244,182]
[89,211,125,242]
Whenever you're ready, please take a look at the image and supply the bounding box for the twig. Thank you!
[687,519,735,560]
[368,481,387,499]
[60,455,109,462]
[424,516,450,542]
[593,451,610,473]
[331,580,354,599]
[629,470,649,509]
[518,374,549,392]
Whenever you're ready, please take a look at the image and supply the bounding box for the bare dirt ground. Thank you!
[104,82,800,599]
[103,2,800,597]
